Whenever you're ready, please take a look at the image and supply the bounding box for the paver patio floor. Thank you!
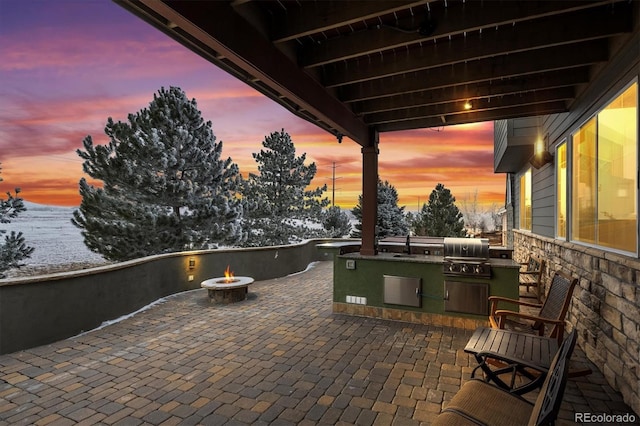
[0,261,635,425]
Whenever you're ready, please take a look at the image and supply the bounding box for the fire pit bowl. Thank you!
[201,276,254,303]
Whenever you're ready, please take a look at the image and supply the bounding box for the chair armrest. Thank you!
[493,310,566,342]
[474,350,551,374]
[489,296,543,308]
[488,295,519,304]
[489,296,543,317]
[493,310,564,325]
[519,271,540,275]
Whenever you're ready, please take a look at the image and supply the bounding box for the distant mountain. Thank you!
[23,201,75,211]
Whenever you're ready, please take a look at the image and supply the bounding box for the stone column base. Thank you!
[333,302,489,330]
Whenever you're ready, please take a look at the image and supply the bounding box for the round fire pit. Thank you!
[201,276,254,303]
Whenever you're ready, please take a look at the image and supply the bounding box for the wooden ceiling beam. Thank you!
[323,7,630,88]
[300,0,614,67]
[269,0,431,43]
[340,40,608,102]
[353,70,588,115]
[363,88,574,125]
[377,102,569,132]
[131,0,369,145]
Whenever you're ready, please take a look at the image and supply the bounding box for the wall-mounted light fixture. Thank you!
[529,135,554,169]
[188,257,196,269]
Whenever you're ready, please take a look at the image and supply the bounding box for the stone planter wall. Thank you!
[513,230,639,415]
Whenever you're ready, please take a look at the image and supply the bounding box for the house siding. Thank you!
[494,119,508,169]
[531,162,555,237]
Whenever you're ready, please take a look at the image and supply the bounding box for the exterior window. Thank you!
[520,168,532,230]
[556,142,567,239]
[571,82,637,253]
[597,83,637,252]
[572,118,597,244]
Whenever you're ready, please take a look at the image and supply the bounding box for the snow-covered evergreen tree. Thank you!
[241,129,329,246]
[0,164,34,277]
[322,206,352,238]
[72,87,244,261]
[413,183,466,237]
[351,179,408,238]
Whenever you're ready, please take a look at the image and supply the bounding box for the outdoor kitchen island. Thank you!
[319,238,520,330]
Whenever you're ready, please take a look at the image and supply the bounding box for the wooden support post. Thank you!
[360,129,379,256]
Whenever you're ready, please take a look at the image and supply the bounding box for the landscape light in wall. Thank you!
[189,257,196,269]
[463,101,472,110]
[530,136,553,169]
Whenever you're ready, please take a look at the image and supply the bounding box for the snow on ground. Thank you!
[2,202,341,278]
[2,202,108,276]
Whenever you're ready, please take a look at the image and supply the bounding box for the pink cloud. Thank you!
[0,1,504,209]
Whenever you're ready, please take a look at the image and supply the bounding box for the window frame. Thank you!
[555,140,568,240]
[519,168,532,231]
[566,79,638,256]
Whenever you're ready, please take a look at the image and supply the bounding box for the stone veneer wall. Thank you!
[332,302,489,331]
[513,230,639,415]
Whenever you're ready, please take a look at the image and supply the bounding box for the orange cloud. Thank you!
[1,3,504,210]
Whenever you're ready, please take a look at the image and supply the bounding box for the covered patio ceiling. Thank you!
[117,0,633,146]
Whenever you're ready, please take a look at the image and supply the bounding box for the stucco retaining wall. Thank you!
[0,240,332,355]
[513,230,639,415]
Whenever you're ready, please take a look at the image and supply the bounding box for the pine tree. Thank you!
[72,87,244,261]
[0,164,34,277]
[351,179,408,238]
[413,183,466,237]
[241,129,329,246]
[322,206,352,238]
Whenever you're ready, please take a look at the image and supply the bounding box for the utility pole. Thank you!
[330,162,342,206]
[332,162,336,206]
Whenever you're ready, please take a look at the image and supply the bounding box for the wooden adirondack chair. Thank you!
[489,271,577,344]
[520,255,545,302]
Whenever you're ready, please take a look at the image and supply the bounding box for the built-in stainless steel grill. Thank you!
[443,238,491,278]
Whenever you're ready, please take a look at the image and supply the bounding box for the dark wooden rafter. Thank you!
[266,0,432,43]
[339,40,609,103]
[116,0,635,137]
[295,0,621,68]
[322,6,631,88]
[352,70,589,115]
[377,102,570,132]
[364,87,575,125]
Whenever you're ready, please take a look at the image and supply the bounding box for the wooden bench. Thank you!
[520,255,545,302]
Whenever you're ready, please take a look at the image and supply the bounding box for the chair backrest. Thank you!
[535,271,578,336]
[528,330,577,426]
[526,256,542,273]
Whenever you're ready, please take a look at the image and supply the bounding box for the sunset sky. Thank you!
[0,0,505,211]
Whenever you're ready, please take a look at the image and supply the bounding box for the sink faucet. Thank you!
[405,235,411,254]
